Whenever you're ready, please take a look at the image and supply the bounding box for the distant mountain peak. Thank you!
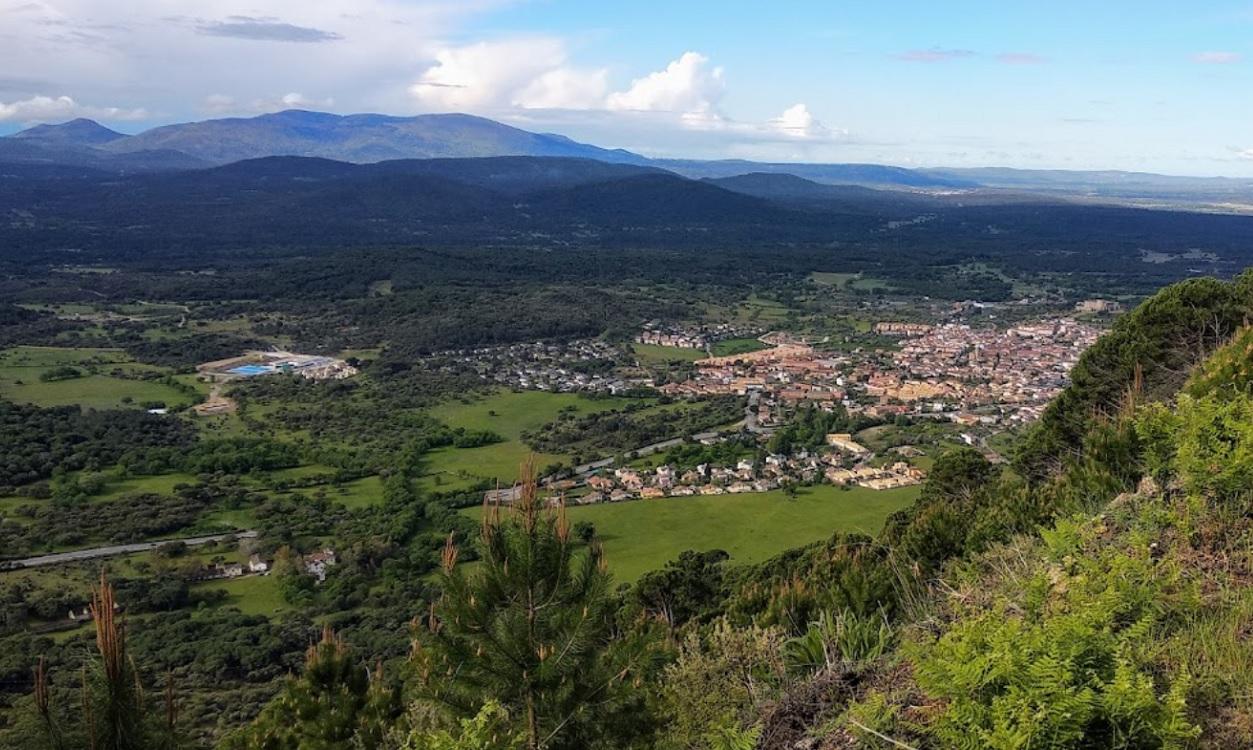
[96,109,649,166]
[10,118,127,146]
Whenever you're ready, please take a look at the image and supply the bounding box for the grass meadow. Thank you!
[467,483,920,582]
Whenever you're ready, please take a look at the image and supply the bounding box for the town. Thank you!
[661,318,1101,428]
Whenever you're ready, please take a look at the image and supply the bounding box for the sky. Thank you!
[2,0,1252,176]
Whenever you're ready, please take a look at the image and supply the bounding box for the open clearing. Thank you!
[467,484,919,582]
[0,346,195,409]
[632,343,708,364]
[191,574,288,617]
[710,338,768,357]
[425,390,641,485]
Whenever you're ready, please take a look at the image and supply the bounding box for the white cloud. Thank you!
[0,0,498,121]
[768,103,831,138]
[409,38,577,111]
[1193,51,1242,64]
[0,94,148,123]
[408,45,728,125]
[201,91,334,115]
[606,52,724,122]
[514,67,608,110]
[272,92,335,109]
[1237,148,1253,160]
[202,93,237,114]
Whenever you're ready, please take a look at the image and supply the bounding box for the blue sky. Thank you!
[2,0,1251,175]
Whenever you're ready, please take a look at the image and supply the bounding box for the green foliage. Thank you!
[1138,393,1253,504]
[912,522,1201,749]
[399,701,523,750]
[704,721,762,750]
[1017,273,1253,481]
[766,403,878,456]
[38,365,82,383]
[632,550,730,628]
[219,627,400,750]
[658,619,785,750]
[725,532,898,633]
[881,447,998,572]
[523,396,742,458]
[0,400,194,489]
[782,609,893,676]
[1184,325,1253,398]
[27,576,180,750]
[413,474,658,750]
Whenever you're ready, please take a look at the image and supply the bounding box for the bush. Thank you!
[912,517,1201,749]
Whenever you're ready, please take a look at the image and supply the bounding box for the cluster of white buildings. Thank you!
[636,322,761,350]
[428,339,641,394]
[563,444,924,505]
[199,351,358,382]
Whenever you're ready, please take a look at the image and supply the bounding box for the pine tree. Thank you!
[220,625,399,750]
[30,572,180,750]
[411,461,657,750]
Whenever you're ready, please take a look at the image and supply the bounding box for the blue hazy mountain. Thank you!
[95,110,647,165]
[10,118,127,147]
[6,110,1253,200]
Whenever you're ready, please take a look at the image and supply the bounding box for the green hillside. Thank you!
[7,273,1253,750]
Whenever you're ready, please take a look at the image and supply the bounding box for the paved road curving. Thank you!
[2,530,258,570]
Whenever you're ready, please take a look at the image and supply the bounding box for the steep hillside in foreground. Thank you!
[717,274,1253,750]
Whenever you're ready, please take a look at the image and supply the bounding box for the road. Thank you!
[567,392,770,477]
[743,390,769,435]
[2,530,258,570]
[569,428,733,476]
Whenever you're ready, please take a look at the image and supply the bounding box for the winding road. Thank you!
[2,530,257,570]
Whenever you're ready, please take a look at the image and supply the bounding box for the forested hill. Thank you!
[5,153,1253,297]
[7,273,1252,749]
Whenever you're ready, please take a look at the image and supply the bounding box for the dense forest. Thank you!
[3,273,1251,749]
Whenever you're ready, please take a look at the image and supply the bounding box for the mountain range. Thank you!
[4,109,1253,207]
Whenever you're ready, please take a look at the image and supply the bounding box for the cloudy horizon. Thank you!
[2,0,1252,177]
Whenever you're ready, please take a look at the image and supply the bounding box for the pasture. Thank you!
[467,484,920,582]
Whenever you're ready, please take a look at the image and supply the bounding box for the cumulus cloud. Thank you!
[1193,51,1242,64]
[894,47,976,63]
[605,52,725,122]
[515,67,609,110]
[410,45,729,127]
[1237,148,1253,160]
[410,47,848,154]
[409,38,599,111]
[0,94,147,123]
[0,0,493,122]
[195,16,343,43]
[768,103,832,138]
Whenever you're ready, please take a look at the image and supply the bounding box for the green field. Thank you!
[327,475,385,509]
[710,338,768,357]
[467,484,919,582]
[191,574,288,617]
[0,346,196,409]
[810,271,860,288]
[425,390,642,485]
[733,294,792,324]
[631,343,708,364]
[96,472,200,501]
[849,277,896,292]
